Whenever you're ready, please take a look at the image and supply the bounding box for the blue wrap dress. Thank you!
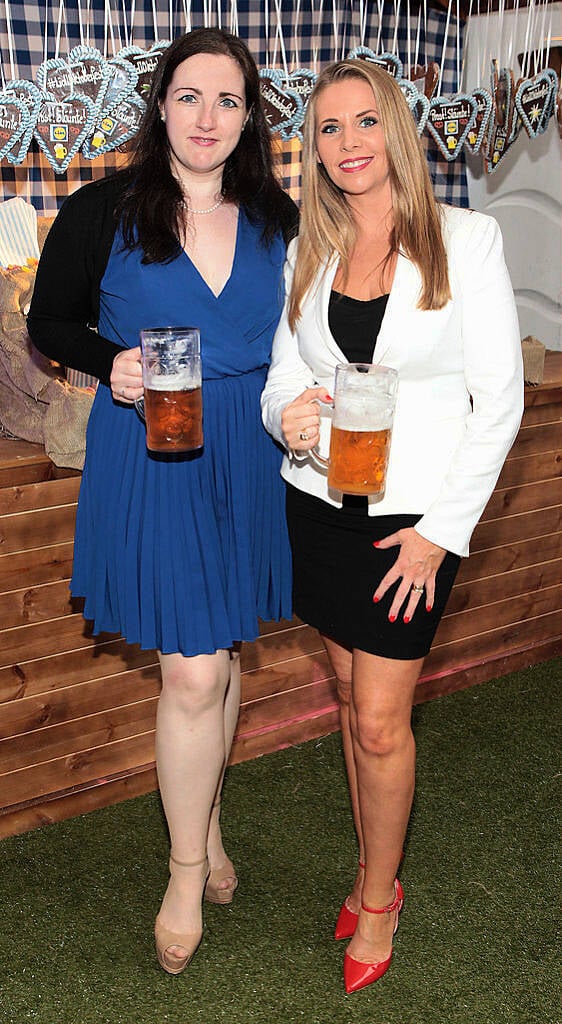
[71,209,292,655]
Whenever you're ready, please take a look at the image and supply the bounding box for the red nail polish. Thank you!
[426,604,433,612]
[403,616,410,624]
[373,595,380,603]
[325,394,333,402]
[373,541,380,548]
[389,614,396,623]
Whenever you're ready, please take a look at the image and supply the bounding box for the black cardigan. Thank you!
[27,173,130,386]
[27,172,299,387]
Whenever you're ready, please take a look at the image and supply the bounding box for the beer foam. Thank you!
[333,395,394,432]
[144,371,198,391]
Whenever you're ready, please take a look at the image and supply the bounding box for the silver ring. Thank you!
[299,430,309,442]
[412,583,424,593]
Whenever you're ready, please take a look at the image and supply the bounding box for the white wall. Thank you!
[463,4,562,351]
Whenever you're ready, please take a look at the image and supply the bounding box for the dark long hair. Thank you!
[117,28,297,262]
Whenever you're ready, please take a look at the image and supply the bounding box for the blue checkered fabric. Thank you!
[0,1,468,211]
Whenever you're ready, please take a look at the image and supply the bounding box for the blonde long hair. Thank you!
[288,60,451,330]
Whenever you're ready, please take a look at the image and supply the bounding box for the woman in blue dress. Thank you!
[28,28,297,975]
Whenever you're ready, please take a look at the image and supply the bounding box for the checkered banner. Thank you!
[0,1,468,212]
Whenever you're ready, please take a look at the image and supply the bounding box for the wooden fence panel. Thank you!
[0,352,560,837]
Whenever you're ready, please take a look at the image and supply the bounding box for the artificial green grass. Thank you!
[0,658,559,1024]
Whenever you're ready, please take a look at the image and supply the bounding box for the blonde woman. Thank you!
[262,59,523,994]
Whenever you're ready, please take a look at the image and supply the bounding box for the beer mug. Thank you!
[135,327,203,453]
[310,363,398,499]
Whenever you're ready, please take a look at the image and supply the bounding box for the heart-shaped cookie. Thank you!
[3,80,42,164]
[541,69,559,132]
[425,94,477,160]
[516,70,557,138]
[101,55,139,113]
[348,46,404,80]
[34,94,95,173]
[284,69,317,105]
[399,79,430,135]
[67,46,110,115]
[278,70,316,139]
[465,87,492,154]
[483,114,517,174]
[491,62,514,131]
[82,93,145,158]
[409,63,440,99]
[36,58,73,103]
[0,92,30,161]
[119,42,171,103]
[259,69,303,137]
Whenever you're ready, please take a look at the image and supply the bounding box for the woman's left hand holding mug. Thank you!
[111,347,143,404]
[281,386,332,451]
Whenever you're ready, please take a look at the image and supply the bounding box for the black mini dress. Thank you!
[286,290,461,660]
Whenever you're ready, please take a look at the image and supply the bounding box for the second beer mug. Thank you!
[310,363,398,498]
[136,327,203,453]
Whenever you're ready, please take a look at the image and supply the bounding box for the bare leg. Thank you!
[155,649,231,958]
[347,651,422,965]
[206,649,241,891]
[322,635,365,911]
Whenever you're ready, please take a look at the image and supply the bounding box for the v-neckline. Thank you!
[181,209,242,300]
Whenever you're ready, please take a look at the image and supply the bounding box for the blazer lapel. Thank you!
[315,257,348,364]
[374,251,421,365]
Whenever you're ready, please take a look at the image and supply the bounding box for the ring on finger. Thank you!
[299,430,309,442]
[412,583,425,593]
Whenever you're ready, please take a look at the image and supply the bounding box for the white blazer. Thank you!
[261,205,524,557]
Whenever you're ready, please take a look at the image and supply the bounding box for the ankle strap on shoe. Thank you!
[361,879,402,916]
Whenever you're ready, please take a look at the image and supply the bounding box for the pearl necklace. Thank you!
[183,195,225,215]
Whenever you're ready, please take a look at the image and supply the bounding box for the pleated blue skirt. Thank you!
[72,368,292,655]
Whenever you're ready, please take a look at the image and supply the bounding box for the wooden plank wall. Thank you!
[0,352,560,838]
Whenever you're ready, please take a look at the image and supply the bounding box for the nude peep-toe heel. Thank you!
[154,855,208,975]
[204,858,239,905]
[204,801,239,905]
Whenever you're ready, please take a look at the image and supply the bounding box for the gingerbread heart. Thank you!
[284,69,317,105]
[67,46,110,115]
[259,69,303,136]
[101,55,138,112]
[36,58,73,102]
[409,63,440,99]
[542,69,559,130]
[0,93,30,161]
[3,80,42,164]
[34,94,95,173]
[465,87,492,154]
[119,42,171,103]
[491,62,515,131]
[347,46,403,80]
[426,94,477,161]
[82,94,145,158]
[483,114,517,174]
[399,79,430,135]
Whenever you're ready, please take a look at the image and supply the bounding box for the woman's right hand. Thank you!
[281,386,332,452]
[110,347,143,404]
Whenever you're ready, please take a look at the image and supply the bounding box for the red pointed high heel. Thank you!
[334,861,364,940]
[335,851,405,940]
[343,879,404,994]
